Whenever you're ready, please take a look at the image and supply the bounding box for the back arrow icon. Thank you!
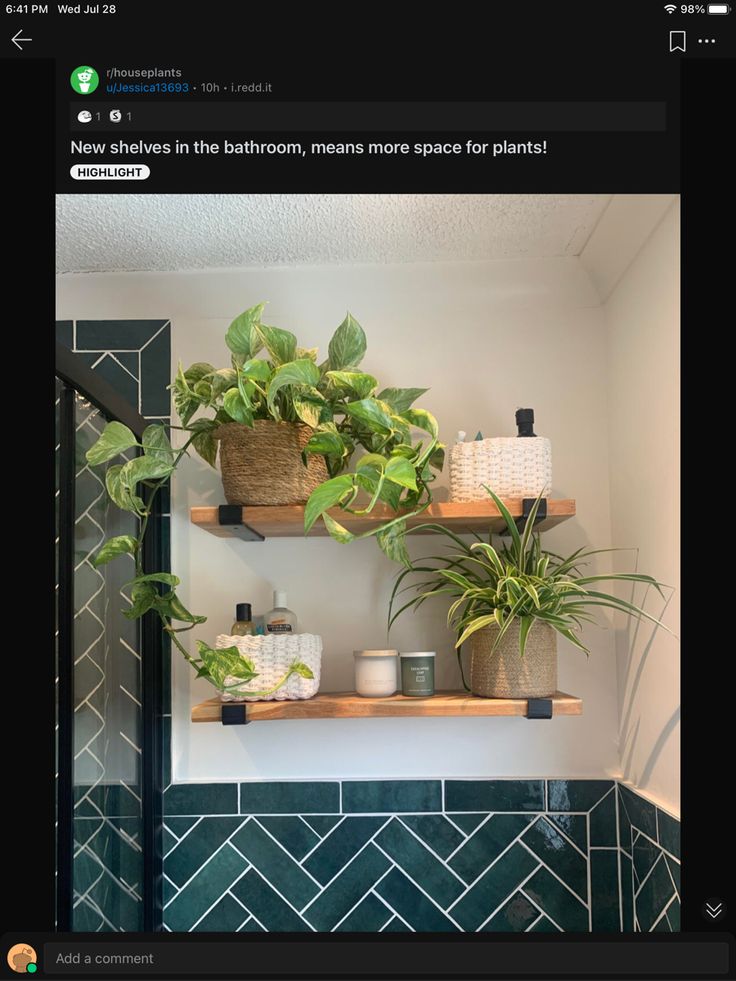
[11,28,32,50]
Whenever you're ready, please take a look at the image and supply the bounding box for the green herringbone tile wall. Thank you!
[162,780,680,933]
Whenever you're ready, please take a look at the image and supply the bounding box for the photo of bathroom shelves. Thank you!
[190,499,576,539]
[192,690,583,723]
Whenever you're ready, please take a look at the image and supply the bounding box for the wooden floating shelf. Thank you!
[190,499,576,539]
[192,690,582,723]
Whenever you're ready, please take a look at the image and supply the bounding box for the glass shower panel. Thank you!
[70,393,143,931]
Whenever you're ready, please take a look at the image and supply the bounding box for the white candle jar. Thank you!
[353,650,398,697]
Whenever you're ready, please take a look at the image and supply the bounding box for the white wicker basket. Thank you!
[215,633,322,702]
[449,437,552,502]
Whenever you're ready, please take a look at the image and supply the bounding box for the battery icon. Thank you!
[707,3,730,12]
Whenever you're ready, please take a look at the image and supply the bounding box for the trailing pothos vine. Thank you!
[85,303,444,694]
[85,423,313,695]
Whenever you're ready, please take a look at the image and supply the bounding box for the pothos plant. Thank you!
[84,421,312,696]
[85,303,443,695]
[171,302,444,562]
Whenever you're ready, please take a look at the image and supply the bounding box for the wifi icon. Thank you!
[664,4,677,11]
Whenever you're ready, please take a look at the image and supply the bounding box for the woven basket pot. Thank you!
[449,437,552,502]
[214,420,329,506]
[469,620,557,698]
[216,633,322,702]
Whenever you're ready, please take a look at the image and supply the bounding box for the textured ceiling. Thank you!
[56,194,612,274]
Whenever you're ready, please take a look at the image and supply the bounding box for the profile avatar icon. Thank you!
[70,65,99,95]
[6,944,38,974]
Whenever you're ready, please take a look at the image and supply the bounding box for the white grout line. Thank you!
[543,815,588,860]
[158,809,593,819]
[395,816,467,885]
[631,823,636,931]
[165,816,204,850]
[163,838,240,909]
[518,839,588,911]
[370,885,404,926]
[379,905,416,933]
[525,913,543,932]
[586,812,594,931]
[634,853,664,900]
[119,779,141,804]
[376,910,397,931]
[188,866,250,932]
[298,818,346,866]
[474,862,543,932]
[225,890,269,933]
[615,785,624,931]
[244,909,268,932]
[227,856,316,931]
[250,818,323,889]
[75,892,122,932]
[382,909,416,932]
[442,814,469,839]
[519,888,564,933]
[119,731,141,755]
[227,890,251,914]
[73,847,142,906]
[648,893,677,933]
[120,685,142,708]
[447,820,537,905]
[139,320,171,351]
[164,815,250,909]
[371,840,464,931]
[300,819,392,912]
[330,866,394,932]
[629,826,680,865]
[664,857,680,901]
[297,815,322,839]
[108,352,138,381]
[443,812,495,863]
[163,873,179,896]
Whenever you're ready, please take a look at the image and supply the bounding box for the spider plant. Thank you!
[389,488,669,682]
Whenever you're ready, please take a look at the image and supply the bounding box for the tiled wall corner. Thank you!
[617,784,680,932]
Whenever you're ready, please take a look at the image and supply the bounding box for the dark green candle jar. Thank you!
[399,651,435,697]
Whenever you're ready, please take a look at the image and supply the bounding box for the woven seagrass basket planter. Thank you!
[469,620,557,699]
[214,420,329,506]
[449,437,552,502]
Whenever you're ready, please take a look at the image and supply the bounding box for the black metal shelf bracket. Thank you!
[499,497,548,536]
[221,703,249,725]
[218,505,265,542]
[526,698,553,720]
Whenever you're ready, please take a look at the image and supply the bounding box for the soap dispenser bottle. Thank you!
[265,590,297,634]
[231,603,255,636]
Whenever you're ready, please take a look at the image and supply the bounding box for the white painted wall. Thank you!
[602,203,680,816]
[57,257,629,784]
